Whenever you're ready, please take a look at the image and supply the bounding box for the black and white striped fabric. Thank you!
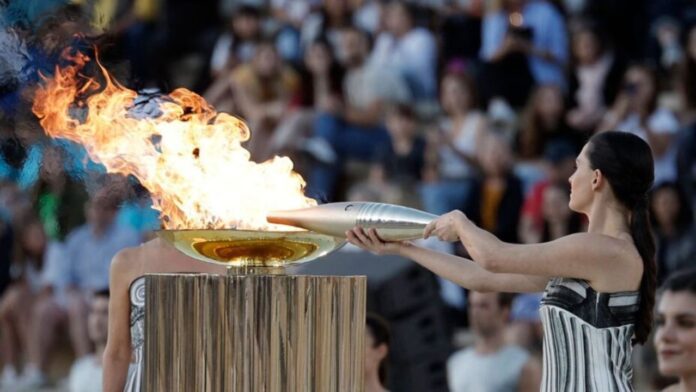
[539,277,640,391]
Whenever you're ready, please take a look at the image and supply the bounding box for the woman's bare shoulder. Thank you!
[661,384,679,392]
[112,239,178,288]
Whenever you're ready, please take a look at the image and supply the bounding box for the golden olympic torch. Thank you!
[268,201,437,241]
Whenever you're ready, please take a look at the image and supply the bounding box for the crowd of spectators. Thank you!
[1,0,696,390]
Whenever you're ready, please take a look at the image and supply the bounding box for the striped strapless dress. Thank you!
[539,277,640,391]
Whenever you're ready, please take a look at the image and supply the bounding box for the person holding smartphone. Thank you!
[479,0,569,107]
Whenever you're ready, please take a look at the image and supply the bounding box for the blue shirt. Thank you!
[481,0,569,88]
[58,221,141,291]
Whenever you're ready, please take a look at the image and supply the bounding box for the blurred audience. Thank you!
[676,24,696,125]
[351,104,426,208]
[20,183,140,388]
[516,84,577,190]
[479,0,568,107]
[209,5,263,78]
[307,26,409,200]
[566,21,626,133]
[0,214,62,389]
[369,1,438,102]
[268,37,345,161]
[598,63,680,184]
[466,134,524,243]
[518,139,578,244]
[207,40,300,161]
[421,70,488,215]
[301,0,354,55]
[447,291,541,392]
[68,289,109,392]
[650,182,696,285]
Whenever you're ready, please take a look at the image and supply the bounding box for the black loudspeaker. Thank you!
[295,248,452,392]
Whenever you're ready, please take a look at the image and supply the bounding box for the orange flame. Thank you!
[32,49,316,230]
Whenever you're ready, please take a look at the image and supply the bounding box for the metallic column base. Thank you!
[144,274,366,391]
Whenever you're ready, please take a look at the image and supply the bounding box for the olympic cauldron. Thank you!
[146,202,434,391]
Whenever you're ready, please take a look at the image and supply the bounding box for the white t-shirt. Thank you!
[343,63,411,110]
[369,27,437,100]
[448,345,530,392]
[69,355,103,392]
[616,108,680,184]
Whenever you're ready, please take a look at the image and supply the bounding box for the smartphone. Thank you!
[509,25,533,42]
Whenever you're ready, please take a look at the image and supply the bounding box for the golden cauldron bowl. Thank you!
[156,229,345,273]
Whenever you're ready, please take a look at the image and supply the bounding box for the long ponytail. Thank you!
[630,198,656,344]
[588,131,656,345]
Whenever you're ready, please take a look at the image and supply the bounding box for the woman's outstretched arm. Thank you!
[426,211,642,291]
[103,249,136,392]
[347,228,548,293]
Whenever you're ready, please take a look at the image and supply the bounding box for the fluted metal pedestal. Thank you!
[143,273,366,391]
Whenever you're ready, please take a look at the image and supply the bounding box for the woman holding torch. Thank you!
[348,131,656,391]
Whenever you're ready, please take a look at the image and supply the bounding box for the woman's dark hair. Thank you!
[587,131,656,345]
[297,38,345,107]
[660,267,696,295]
[649,181,694,233]
[366,313,390,385]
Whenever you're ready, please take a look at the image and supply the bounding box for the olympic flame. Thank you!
[32,49,315,230]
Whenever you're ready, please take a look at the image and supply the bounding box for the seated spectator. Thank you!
[519,85,577,160]
[369,1,438,102]
[654,268,696,392]
[205,40,300,161]
[650,182,696,284]
[598,63,680,184]
[301,0,354,56]
[566,21,626,133]
[208,5,262,78]
[268,38,345,164]
[447,291,541,392]
[306,26,410,201]
[465,134,524,243]
[518,139,579,244]
[0,214,62,389]
[21,182,140,388]
[421,70,488,215]
[365,313,390,392]
[351,104,426,208]
[68,289,109,392]
[516,84,578,189]
[479,0,568,107]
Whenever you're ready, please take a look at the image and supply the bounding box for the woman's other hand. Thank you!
[423,210,469,242]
